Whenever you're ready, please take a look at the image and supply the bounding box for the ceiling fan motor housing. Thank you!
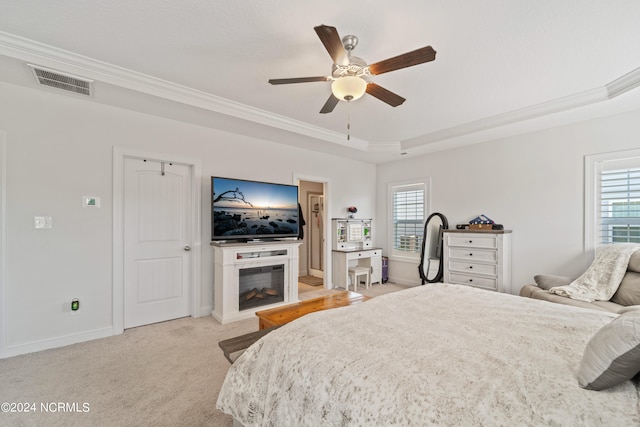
[332,57,368,79]
[341,34,358,52]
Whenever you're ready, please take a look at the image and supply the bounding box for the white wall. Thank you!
[377,108,640,290]
[0,82,376,357]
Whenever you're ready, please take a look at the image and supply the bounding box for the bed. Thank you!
[217,284,640,426]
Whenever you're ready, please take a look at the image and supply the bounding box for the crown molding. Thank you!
[367,140,402,152]
[401,66,640,151]
[1,31,639,157]
[606,67,640,99]
[401,87,611,150]
[0,31,369,150]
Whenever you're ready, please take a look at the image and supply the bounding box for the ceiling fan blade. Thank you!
[269,77,329,85]
[366,83,406,107]
[319,94,339,114]
[314,25,348,66]
[368,46,437,75]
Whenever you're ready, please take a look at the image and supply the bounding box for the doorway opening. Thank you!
[296,176,329,296]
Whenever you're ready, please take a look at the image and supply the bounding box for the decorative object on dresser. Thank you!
[347,205,358,219]
[442,229,512,293]
[331,218,383,289]
[456,213,504,230]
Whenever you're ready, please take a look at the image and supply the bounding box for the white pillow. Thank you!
[577,310,640,390]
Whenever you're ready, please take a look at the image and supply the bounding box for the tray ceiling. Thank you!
[0,0,639,163]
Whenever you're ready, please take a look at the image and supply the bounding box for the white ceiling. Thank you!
[1,0,640,163]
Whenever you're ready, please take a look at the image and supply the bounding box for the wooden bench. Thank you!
[219,291,369,363]
[218,325,281,363]
[255,291,368,330]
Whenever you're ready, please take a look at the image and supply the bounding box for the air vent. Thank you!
[28,64,93,96]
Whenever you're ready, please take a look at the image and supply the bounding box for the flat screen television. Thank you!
[211,176,299,241]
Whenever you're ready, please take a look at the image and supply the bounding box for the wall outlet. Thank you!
[34,216,52,229]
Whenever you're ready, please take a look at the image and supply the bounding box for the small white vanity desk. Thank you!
[331,219,383,289]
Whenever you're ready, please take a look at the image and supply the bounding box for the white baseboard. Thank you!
[1,305,232,358]
[388,276,422,287]
[1,304,215,359]
[197,305,213,318]
[1,326,113,359]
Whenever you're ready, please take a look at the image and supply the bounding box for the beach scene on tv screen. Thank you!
[213,177,298,238]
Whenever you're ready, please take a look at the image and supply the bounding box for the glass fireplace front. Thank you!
[238,264,285,311]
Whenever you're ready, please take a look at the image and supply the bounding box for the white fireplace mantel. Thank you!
[211,240,302,324]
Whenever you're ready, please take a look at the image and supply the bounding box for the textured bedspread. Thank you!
[217,284,640,426]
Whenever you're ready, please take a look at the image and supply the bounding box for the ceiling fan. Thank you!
[268,25,436,114]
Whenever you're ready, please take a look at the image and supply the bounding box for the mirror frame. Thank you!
[418,212,449,284]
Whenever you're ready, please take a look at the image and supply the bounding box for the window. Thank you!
[389,180,429,258]
[586,149,640,254]
[600,168,640,244]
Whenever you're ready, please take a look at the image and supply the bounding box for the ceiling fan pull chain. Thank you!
[347,102,351,141]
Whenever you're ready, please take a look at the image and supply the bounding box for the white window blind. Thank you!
[599,167,640,244]
[392,185,425,254]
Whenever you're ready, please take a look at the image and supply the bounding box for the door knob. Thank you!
[184,245,191,251]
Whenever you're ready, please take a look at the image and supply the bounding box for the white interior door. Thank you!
[123,158,192,328]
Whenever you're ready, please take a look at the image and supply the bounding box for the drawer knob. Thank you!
[469,266,473,269]
[469,279,473,282]
[469,240,473,243]
[469,253,473,256]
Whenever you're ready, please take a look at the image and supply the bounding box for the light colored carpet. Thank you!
[354,282,411,298]
[0,316,257,427]
[0,282,413,426]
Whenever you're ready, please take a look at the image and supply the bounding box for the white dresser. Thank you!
[443,230,512,293]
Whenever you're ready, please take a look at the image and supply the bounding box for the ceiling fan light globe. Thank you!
[331,76,367,101]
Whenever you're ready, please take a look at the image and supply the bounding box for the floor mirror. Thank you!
[418,212,449,284]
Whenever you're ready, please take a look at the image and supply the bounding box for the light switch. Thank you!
[34,216,52,229]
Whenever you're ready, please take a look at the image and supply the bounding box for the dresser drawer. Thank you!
[448,261,497,276]
[447,235,497,249]
[448,273,498,291]
[347,249,380,259]
[448,248,497,263]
